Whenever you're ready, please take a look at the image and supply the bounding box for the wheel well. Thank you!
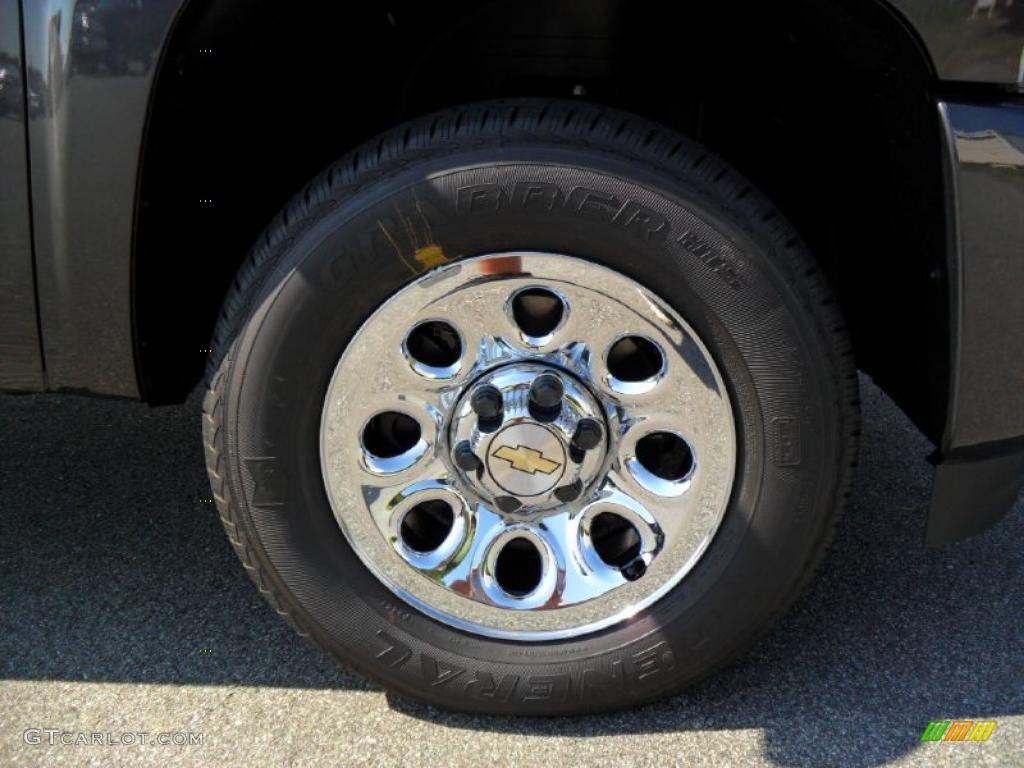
[135,0,948,442]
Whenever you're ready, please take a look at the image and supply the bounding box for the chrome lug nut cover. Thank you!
[449,363,609,514]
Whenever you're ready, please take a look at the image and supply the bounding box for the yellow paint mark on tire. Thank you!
[414,244,450,269]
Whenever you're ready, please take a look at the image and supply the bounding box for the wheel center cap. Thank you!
[487,423,567,497]
[449,363,608,514]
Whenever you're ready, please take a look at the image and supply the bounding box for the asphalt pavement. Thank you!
[1,375,1021,767]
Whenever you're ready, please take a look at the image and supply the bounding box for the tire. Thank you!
[203,99,859,715]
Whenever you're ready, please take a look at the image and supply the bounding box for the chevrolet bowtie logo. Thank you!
[491,444,561,475]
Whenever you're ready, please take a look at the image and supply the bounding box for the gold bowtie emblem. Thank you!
[491,444,561,475]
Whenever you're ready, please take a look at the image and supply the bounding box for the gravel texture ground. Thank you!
[1,375,1020,767]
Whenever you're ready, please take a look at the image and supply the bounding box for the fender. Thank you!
[19,0,183,396]
[0,0,42,391]
[890,0,1024,84]
[928,101,1024,543]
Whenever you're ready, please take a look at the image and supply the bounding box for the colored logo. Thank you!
[491,444,561,475]
[920,720,997,742]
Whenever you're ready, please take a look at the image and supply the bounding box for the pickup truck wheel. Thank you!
[203,99,858,714]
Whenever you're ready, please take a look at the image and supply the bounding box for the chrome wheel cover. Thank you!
[320,253,736,640]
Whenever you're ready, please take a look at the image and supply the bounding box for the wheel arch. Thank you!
[134,0,951,448]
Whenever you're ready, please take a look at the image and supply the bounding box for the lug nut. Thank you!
[529,374,563,409]
[494,496,522,513]
[553,479,583,503]
[572,418,603,451]
[453,440,481,472]
[471,385,503,430]
[620,557,647,581]
[529,373,563,421]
